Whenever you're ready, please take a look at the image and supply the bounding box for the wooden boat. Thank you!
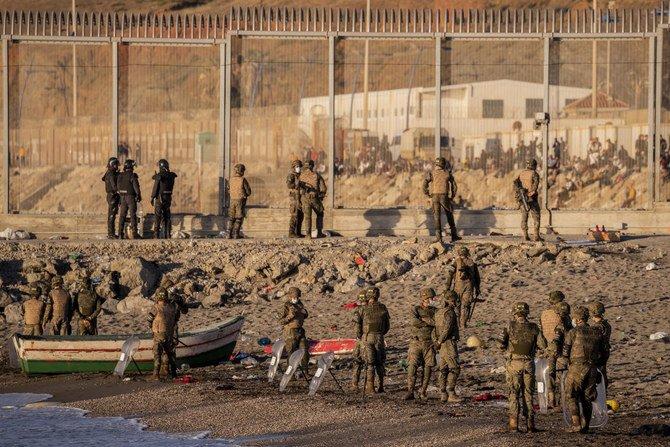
[263,338,356,356]
[11,316,244,375]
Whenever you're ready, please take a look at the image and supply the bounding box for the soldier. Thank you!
[22,283,47,336]
[589,301,611,390]
[434,290,463,403]
[350,290,368,391]
[514,159,542,242]
[405,288,437,401]
[540,290,567,406]
[499,302,547,433]
[360,286,390,394]
[227,163,252,239]
[48,276,73,335]
[116,159,142,239]
[423,157,460,243]
[102,157,120,238]
[547,301,573,407]
[147,287,178,380]
[559,306,606,433]
[299,159,327,239]
[287,159,304,238]
[73,276,103,335]
[279,287,309,375]
[448,246,481,330]
[151,159,177,239]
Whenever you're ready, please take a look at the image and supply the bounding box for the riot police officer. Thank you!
[151,159,177,239]
[102,157,120,238]
[116,159,142,239]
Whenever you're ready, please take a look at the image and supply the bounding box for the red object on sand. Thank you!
[354,256,366,266]
[174,375,195,384]
[473,392,505,402]
[342,302,359,310]
[263,338,357,356]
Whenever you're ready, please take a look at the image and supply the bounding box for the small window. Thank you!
[525,98,544,119]
[482,100,504,118]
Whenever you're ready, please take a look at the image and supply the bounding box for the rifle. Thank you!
[513,178,530,212]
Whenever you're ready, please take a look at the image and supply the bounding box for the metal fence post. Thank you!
[656,28,663,202]
[111,40,118,158]
[2,37,9,214]
[224,35,232,211]
[328,34,335,209]
[435,35,441,158]
[648,34,657,206]
[543,36,551,228]
[219,40,226,215]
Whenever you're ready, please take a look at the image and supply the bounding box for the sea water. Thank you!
[0,393,241,447]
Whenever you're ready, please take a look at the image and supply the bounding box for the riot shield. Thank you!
[560,369,608,428]
[534,358,550,414]
[113,335,141,377]
[279,348,305,392]
[267,339,286,382]
[308,352,335,396]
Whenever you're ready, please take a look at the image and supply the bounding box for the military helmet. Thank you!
[589,301,605,317]
[458,246,470,256]
[287,287,301,299]
[434,157,447,169]
[107,157,120,169]
[234,163,245,175]
[555,301,571,317]
[291,159,303,169]
[305,159,315,169]
[51,276,64,287]
[357,290,367,303]
[158,159,170,171]
[154,287,168,301]
[420,288,436,300]
[442,290,459,307]
[549,290,565,304]
[526,159,538,170]
[573,306,589,323]
[123,159,136,171]
[513,301,530,316]
[366,286,380,301]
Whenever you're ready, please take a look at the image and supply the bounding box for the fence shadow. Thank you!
[363,208,402,237]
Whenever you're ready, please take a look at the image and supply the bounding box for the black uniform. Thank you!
[116,170,142,238]
[151,170,177,239]
[102,168,119,237]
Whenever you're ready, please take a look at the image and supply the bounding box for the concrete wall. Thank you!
[1,207,668,239]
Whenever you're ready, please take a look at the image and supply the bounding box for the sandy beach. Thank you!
[1,235,669,445]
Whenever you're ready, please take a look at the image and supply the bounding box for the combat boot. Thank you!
[364,375,375,395]
[131,232,143,240]
[233,221,244,239]
[568,415,582,433]
[419,372,431,399]
[376,376,385,393]
[508,416,518,432]
[228,219,236,239]
[447,391,463,403]
[527,415,537,433]
[404,377,416,401]
[350,368,361,392]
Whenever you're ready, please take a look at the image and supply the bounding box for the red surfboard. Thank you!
[263,338,356,356]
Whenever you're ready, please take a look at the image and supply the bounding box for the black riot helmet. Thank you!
[158,159,170,171]
[124,159,136,171]
[108,157,120,170]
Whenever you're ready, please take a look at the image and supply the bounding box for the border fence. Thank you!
[1,5,670,217]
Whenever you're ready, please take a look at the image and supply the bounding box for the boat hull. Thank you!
[12,316,244,375]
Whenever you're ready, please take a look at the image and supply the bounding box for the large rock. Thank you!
[101,298,120,314]
[417,246,437,264]
[268,253,302,281]
[0,289,15,308]
[3,302,23,324]
[109,257,160,296]
[116,294,154,315]
[340,275,369,294]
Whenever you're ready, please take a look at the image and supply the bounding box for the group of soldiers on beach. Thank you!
[102,154,542,242]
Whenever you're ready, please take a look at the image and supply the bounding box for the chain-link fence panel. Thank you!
[660,31,670,202]
[119,44,220,215]
[441,39,545,211]
[8,42,112,214]
[548,39,650,210]
[230,37,329,208]
[333,38,434,208]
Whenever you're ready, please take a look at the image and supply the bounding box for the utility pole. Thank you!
[592,0,597,118]
[362,0,370,130]
[72,0,77,119]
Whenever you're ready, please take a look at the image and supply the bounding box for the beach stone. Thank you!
[0,289,14,307]
[418,246,437,263]
[429,241,446,255]
[466,335,483,348]
[268,253,301,281]
[340,275,368,293]
[109,257,160,296]
[116,294,154,315]
[201,293,224,308]
[101,298,120,314]
[3,302,23,324]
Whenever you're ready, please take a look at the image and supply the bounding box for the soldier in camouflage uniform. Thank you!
[404,288,437,401]
[547,300,572,407]
[48,276,73,335]
[73,276,103,335]
[434,290,463,403]
[360,286,390,394]
[499,302,547,432]
[423,157,460,243]
[447,246,481,330]
[540,291,570,407]
[350,290,368,391]
[589,301,611,390]
[227,163,252,239]
[559,306,606,433]
[22,283,47,336]
[279,287,310,374]
[514,159,542,241]
[287,159,304,238]
[147,287,178,380]
[299,159,327,239]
